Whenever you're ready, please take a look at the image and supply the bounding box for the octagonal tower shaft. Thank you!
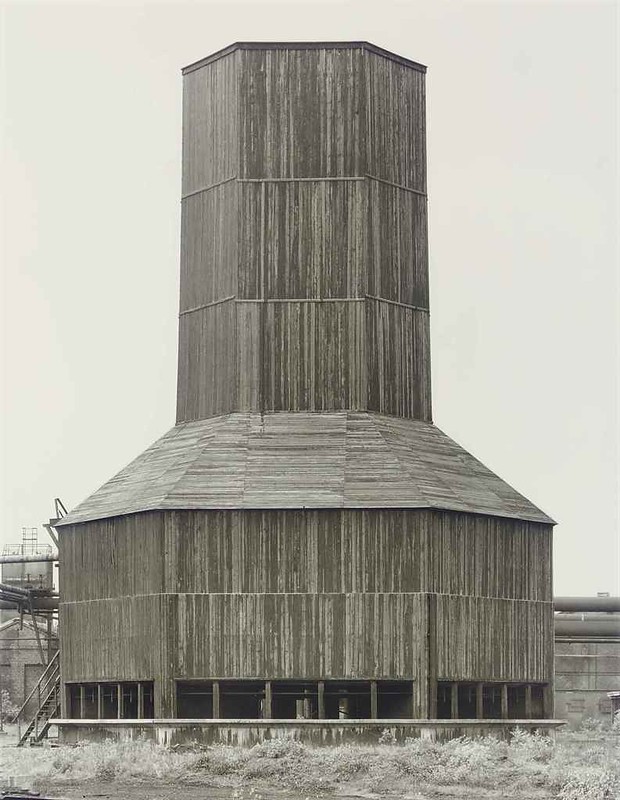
[176,42,431,423]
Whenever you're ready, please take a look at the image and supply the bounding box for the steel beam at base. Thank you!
[57,718,566,747]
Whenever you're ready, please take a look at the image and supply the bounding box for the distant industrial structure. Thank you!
[48,41,563,743]
[554,596,620,727]
[0,527,59,727]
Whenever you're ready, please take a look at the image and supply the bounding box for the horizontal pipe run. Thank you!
[0,553,57,564]
[0,581,30,596]
[554,596,620,613]
[554,619,620,637]
[0,598,59,611]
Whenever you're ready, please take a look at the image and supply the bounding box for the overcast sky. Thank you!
[1,0,618,596]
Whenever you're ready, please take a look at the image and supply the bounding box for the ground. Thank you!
[0,723,618,800]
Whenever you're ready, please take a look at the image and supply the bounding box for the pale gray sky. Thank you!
[1,0,618,596]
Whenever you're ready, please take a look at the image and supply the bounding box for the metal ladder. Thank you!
[13,650,60,747]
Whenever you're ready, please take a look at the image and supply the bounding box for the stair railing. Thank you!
[13,650,60,740]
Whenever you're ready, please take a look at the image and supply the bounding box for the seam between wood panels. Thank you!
[179,296,236,316]
[237,176,426,197]
[233,297,429,311]
[181,176,237,200]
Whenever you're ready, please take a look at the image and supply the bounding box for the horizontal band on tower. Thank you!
[181,175,427,201]
[179,296,430,317]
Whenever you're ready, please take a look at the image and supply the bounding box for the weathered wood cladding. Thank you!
[60,510,552,603]
[176,299,237,420]
[60,594,173,685]
[61,593,427,686]
[59,412,554,525]
[177,45,431,422]
[176,298,430,421]
[364,52,426,190]
[238,48,367,180]
[60,592,551,687]
[435,595,554,683]
[181,180,429,308]
[182,50,238,196]
[367,181,428,307]
[238,180,367,300]
[235,46,426,187]
[180,181,238,311]
[366,298,431,419]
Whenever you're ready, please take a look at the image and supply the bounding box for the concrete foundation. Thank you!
[57,718,565,747]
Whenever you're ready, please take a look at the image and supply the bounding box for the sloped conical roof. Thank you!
[57,412,553,526]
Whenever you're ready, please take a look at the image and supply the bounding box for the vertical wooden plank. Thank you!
[370,680,378,719]
[154,679,165,719]
[427,594,437,718]
[137,683,144,720]
[117,683,122,719]
[62,683,71,719]
[264,681,272,719]
[501,684,508,719]
[411,680,420,719]
[476,683,484,719]
[543,683,554,719]
[318,681,325,719]
[97,685,103,720]
[79,685,85,720]
[213,680,220,718]
[450,682,459,720]
[525,684,532,718]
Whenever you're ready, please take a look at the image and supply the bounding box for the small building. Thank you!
[0,618,58,714]
[554,597,620,727]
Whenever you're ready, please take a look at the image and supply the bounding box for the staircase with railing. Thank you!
[13,650,60,746]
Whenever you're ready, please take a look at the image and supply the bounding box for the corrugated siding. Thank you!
[60,510,552,603]
[435,595,554,683]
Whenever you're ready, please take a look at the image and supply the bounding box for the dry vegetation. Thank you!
[0,722,618,800]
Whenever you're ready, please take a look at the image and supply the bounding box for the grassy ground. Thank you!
[0,723,618,799]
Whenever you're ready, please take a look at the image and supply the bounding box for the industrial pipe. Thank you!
[0,582,30,596]
[0,597,59,611]
[554,596,620,613]
[0,553,58,564]
[555,618,620,638]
